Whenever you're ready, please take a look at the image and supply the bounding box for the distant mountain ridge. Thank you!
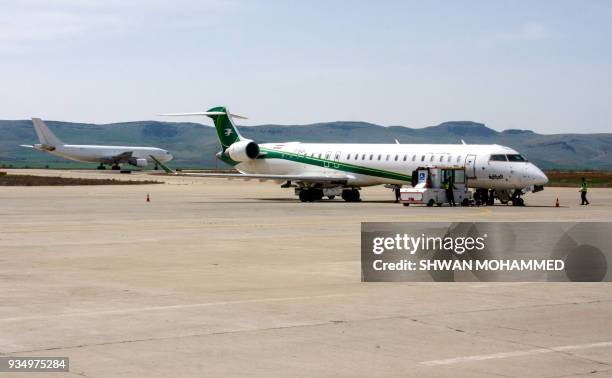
[1,119,610,170]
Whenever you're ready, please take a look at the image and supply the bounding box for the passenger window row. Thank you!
[295,150,465,164]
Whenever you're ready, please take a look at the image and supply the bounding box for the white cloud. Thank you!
[494,22,548,42]
[0,10,121,43]
[0,0,237,51]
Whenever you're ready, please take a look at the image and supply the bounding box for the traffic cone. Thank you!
[146,193,150,202]
[555,197,559,207]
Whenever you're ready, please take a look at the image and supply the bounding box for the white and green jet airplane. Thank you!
[158,106,548,203]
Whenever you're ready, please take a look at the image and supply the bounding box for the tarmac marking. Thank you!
[420,341,612,366]
[1,207,493,234]
[0,294,355,322]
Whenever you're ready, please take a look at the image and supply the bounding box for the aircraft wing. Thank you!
[102,151,133,164]
[149,155,349,184]
[168,172,348,183]
[19,144,34,148]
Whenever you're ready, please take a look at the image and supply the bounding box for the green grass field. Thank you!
[544,171,612,188]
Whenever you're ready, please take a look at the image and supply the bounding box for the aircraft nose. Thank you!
[531,164,548,186]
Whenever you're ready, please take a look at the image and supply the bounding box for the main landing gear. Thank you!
[297,188,361,202]
[111,164,121,170]
[341,189,361,202]
[96,163,106,170]
[298,188,324,202]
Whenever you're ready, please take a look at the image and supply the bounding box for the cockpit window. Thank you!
[506,154,526,162]
[489,154,507,161]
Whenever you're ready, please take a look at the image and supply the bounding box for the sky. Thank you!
[1,0,611,133]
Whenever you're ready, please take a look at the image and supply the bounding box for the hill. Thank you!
[1,120,610,170]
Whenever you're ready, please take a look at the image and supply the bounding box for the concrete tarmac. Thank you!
[1,169,611,377]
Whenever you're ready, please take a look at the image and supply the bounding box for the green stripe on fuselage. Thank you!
[259,147,411,182]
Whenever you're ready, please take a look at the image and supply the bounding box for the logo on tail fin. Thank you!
[205,106,243,150]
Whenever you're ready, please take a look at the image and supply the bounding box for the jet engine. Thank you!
[129,158,148,167]
[225,140,260,162]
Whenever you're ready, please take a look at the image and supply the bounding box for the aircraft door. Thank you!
[324,151,332,168]
[333,151,341,168]
[465,154,477,179]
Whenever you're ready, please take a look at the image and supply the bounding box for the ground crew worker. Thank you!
[394,186,400,203]
[580,177,589,205]
[444,178,455,207]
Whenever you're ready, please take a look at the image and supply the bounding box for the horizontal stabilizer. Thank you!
[159,111,248,119]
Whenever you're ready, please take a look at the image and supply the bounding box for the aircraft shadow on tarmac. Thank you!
[250,199,560,207]
[188,198,560,206]
[252,198,399,204]
[188,199,399,204]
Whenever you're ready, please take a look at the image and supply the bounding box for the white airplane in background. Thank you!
[20,118,173,170]
[156,106,548,205]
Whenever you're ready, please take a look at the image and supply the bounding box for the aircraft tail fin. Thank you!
[159,106,247,150]
[32,118,63,147]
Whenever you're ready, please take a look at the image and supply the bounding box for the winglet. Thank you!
[149,155,176,174]
[461,139,467,145]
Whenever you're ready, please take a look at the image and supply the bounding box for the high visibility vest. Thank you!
[581,182,588,192]
[443,182,449,190]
